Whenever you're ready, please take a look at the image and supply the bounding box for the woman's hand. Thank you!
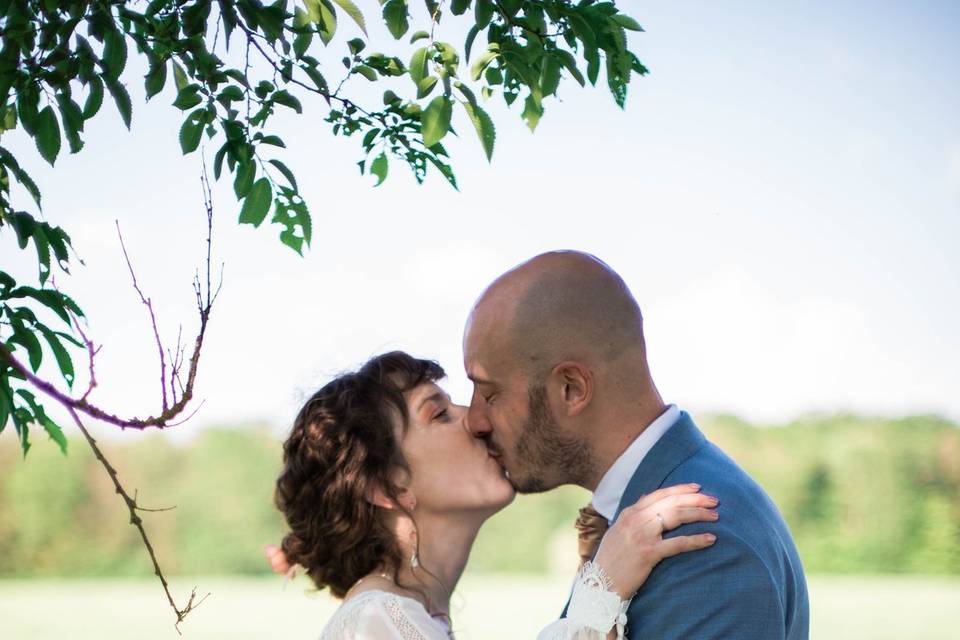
[593,483,718,599]
[264,544,293,577]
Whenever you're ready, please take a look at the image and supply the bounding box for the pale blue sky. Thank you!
[2,1,958,443]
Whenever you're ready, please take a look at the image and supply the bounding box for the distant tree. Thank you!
[0,0,647,627]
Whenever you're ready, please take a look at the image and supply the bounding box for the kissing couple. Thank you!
[265,251,810,639]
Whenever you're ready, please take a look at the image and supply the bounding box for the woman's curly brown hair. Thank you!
[273,351,445,598]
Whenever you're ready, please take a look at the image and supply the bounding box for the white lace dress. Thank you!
[318,562,630,640]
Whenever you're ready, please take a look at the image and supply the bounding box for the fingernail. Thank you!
[707,496,719,505]
[711,511,720,519]
[690,483,701,489]
[706,534,717,542]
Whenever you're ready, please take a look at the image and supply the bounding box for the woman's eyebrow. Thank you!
[416,391,447,413]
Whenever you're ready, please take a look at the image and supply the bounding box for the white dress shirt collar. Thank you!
[591,404,680,522]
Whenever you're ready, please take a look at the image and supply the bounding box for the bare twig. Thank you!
[0,177,220,431]
[67,406,209,633]
[116,221,169,412]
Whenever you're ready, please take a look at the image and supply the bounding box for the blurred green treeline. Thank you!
[1,413,958,578]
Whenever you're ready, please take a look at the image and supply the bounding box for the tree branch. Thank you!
[116,221,169,412]
[67,405,209,633]
[0,177,220,431]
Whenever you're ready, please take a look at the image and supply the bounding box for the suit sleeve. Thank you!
[625,527,786,640]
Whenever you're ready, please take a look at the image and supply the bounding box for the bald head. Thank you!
[468,251,647,381]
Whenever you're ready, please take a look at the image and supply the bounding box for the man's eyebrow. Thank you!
[467,374,495,386]
[416,391,448,413]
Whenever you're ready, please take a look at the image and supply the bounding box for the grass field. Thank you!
[1,575,958,639]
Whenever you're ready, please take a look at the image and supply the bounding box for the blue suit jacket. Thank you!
[584,411,809,639]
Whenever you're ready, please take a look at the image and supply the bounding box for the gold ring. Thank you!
[656,513,665,532]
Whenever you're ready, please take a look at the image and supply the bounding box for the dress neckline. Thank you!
[344,589,452,632]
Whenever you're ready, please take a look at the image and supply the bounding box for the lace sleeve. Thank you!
[536,561,633,640]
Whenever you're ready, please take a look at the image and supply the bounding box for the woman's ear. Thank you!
[366,482,417,512]
[549,361,593,417]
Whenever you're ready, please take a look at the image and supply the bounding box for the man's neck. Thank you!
[582,394,667,492]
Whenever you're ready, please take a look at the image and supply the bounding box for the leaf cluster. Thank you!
[0,0,647,457]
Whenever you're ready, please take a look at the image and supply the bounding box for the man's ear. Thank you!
[549,361,593,417]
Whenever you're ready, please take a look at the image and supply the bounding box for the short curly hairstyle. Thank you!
[273,351,445,598]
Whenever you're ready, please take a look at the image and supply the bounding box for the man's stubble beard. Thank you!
[510,382,594,494]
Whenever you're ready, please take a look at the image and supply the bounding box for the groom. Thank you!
[463,251,809,639]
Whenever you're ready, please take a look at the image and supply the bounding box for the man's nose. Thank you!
[465,400,491,438]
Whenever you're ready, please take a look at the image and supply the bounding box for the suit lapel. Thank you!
[562,411,706,617]
[612,411,706,523]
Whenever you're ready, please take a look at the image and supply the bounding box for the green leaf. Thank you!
[268,159,299,191]
[382,0,409,40]
[179,112,204,154]
[317,0,338,45]
[16,389,67,455]
[332,0,367,34]
[218,85,244,103]
[37,325,74,388]
[540,56,562,97]
[17,83,40,136]
[234,160,255,198]
[10,402,30,458]
[39,412,68,455]
[35,106,61,166]
[499,0,522,17]
[214,143,229,180]
[272,90,303,113]
[7,286,82,323]
[426,154,458,190]
[82,76,104,119]
[173,86,203,110]
[471,50,498,81]
[464,24,481,62]
[409,46,430,85]
[347,37,366,55]
[503,54,542,106]
[293,28,314,58]
[259,135,286,148]
[475,0,495,29]
[239,177,272,226]
[271,186,312,254]
[10,321,43,372]
[585,46,600,85]
[144,61,167,100]
[55,94,85,154]
[521,94,543,131]
[556,50,585,87]
[421,95,452,147]
[102,30,128,80]
[417,76,438,98]
[370,152,388,186]
[409,30,429,43]
[612,14,644,32]
[354,65,377,81]
[304,65,329,94]
[463,101,495,161]
[172,60,189,91]
[0,381,9,436]
[569,13,596,49]
[451,0,470,16]
[105,79,133,130]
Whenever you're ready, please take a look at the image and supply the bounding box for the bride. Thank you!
[265,351,718,639]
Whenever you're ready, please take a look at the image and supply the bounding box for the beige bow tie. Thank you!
[575,503,609,569]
